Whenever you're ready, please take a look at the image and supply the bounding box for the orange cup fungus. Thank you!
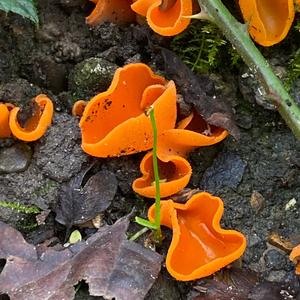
[157,111,228,160]
[72,100,87,117]
[132,151,192,198]
[290,244,300,275]
[9,94,54,142]
[131,0,193,36]
[79,63,177,158]
[239,0,295,46]
[0,103,14,138]
[148,192,247,281]
[86,0,136,26]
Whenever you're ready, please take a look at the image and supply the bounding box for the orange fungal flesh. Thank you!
[9,94,54,142]
[0,103,13,138]
[132,151,192,198]
[131,0,192,36]
[148,192,246,281]
[86,0,136,26]
[157,111,228,160]
[239,0,295,46]
[79,63,177,158]
[72,100,87,117]
[290,244,300,275]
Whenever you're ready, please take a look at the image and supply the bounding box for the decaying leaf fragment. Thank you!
[0,217,162,300]
[55,168,118,227]
[160,48,240,139]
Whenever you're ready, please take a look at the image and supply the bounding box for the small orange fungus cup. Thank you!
[131,0,192,36]
[132,151,192,198]
[157,111,228,160]
[290,244,300,275]
[79,63,177,157]
[72,100,87,117]
[9,94,54,142]
[148,192,247,281]
[239,0,295,46]
[0,103,14,138]
[86,0,136,26]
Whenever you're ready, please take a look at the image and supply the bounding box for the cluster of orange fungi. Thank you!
[86,0,300,46]
[0,94,53,142]
[73,63,248,280]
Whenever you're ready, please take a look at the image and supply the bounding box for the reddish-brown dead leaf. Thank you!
[0,217,162,300]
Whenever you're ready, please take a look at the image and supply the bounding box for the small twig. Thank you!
[129,227,149,241]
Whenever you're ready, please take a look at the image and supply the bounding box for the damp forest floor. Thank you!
[0,1,300,299]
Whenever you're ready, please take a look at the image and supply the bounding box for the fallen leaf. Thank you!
[55,168,118,227]
[0,217,162,300]
[160,48,240,139]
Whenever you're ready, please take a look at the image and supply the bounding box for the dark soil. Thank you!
[0,0,300,299]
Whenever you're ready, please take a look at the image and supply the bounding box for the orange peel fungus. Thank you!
[132,151,192,198]
[9,94,54,142]
[79,63,177,157]
[131,0,193,36]
[0,103,14,138]
[157,111,228,160]
[148,192,247,281]
[239,0,295,46]
[290,244,300,275]
[86,0,136,26]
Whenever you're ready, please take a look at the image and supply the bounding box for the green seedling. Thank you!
[134,106,162,244]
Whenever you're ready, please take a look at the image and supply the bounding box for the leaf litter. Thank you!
[0,216,162,300]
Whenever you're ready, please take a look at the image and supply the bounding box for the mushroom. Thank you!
[9,94,54,142]
[131,0,192,36]
[148,192,247,281]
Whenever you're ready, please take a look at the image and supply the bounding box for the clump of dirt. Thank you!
[0,0,299,299]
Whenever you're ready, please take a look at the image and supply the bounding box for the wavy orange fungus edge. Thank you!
[132,151,192,198]
[0,103,14,138]
[148,192,247,281]
[9,94,54,142]
[157,111,228,160]
[86,0,136,26]
[239,0,295,46]
[290,244,300,275]
[79,63,177,158]
[131,0,192,36]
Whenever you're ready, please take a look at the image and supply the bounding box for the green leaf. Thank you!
[69,230,82,244]
[0,0,39,24]
[135,217,157,230]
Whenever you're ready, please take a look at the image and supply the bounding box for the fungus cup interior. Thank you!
[148,193,246,280]
[239,0,295,46]
[9,94,53,142]
[86,0,136,26]
[132,151,192,198]
[131,0,192,36]
[79,64,177,157]
[157,111,228,160]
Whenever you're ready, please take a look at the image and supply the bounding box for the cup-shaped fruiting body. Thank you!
[79,63,177,157]
[239,0,295,46]
[148,192,246,281]
[132,151,192,198]
[0,103,14,138]
[9,94,54,142]
[72,100,87,117]
[86,0,136,26]
[131,0,192,36]
[157,111,228,160]
[290,244,300,275]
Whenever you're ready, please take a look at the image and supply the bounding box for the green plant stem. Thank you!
[134,107,162,244]
[197,0,300,141]
[149,108,162,242]
[129,227,149,241]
